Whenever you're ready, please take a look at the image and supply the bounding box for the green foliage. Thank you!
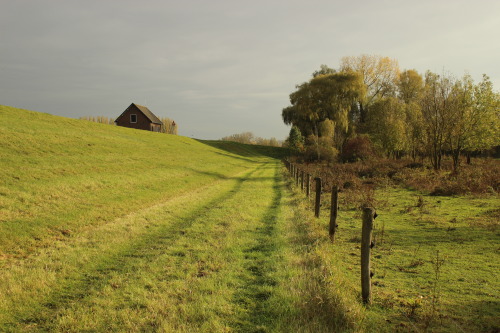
[312,64,336,77]
[398,69,424,103]
[282,71,365,148]
[282,56,498,171]
[285,126,304,154]
[366,97,407,155]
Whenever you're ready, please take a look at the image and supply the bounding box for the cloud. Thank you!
[1,0,499,140]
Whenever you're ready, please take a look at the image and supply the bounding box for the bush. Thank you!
[341,136,376,162]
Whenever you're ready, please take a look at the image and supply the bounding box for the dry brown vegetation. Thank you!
[290,156,500,196]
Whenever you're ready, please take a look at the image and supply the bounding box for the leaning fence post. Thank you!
[329,185,339,242]
[361,207,375,304]
[314,177,322,218]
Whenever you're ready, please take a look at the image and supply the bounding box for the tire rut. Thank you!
[12,163,268,330]
[231,164,284,332]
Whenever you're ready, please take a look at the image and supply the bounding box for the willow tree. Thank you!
[282,71,365,152]
[340,55,400,126]
[398,69,426,159]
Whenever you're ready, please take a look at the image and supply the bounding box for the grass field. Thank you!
[285,167,499,332]
[0,106,358,332]
[1,105,498,332]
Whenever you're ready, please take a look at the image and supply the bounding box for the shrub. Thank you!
[341,136,376,162]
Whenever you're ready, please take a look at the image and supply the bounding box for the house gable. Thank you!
[115,103,163,132]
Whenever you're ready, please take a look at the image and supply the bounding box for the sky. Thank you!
[1,0,499,140]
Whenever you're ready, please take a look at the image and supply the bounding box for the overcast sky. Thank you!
[1,0,499,140]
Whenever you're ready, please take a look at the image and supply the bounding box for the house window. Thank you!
[130,114,137,123]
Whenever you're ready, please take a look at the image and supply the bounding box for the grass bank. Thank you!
[1,105,359,332]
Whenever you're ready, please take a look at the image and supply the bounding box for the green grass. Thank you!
[2,105,497,332]
[1,105,355,332]
[286,175,499,332]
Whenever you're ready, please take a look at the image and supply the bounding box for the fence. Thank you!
[284,159,377,304]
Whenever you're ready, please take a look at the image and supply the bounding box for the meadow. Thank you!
[1,105,498,332]
[286,159,499,332]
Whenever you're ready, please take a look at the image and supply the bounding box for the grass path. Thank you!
[1,159,316,332]
[2,106,358,332]
[1,160,267,330]
[2,159,364,332]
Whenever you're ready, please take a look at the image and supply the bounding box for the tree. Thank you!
[420,71,455,170]
[398,69,424,104]
[398,70,426,160]
[340,55,400,125]
[404,101,426,160]
[366,97,406,157]
[312,64,336,78]
[285,126,304,154]
[447,74,500,170]
[282,71,365,151]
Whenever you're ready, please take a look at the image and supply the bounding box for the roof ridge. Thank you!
[115,103,163,125]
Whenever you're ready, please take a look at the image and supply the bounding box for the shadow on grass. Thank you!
[197,140,289,160]
[231,163,283,332]
[14,165,268,331]
[184,165,279,183]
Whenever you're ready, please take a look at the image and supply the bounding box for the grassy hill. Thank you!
[0,105,285,257]
[2,105,316,331]
[2,105,497,332]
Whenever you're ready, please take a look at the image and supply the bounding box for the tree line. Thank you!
[282,55,500,171]
[221,132,282,147]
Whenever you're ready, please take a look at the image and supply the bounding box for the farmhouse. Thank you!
[115,103,163,132]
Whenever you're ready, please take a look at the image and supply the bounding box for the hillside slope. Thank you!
[5,106,354,332]
[0,105,286,257]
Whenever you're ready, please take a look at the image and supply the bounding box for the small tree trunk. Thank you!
[314,178,322,218]
[306,174,311,198]
[452,145,461,172]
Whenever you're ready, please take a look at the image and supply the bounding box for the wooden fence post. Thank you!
[306,174,311,198]
[314,177,322,218]
[361,207,375,304]
[329,185,339,242]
